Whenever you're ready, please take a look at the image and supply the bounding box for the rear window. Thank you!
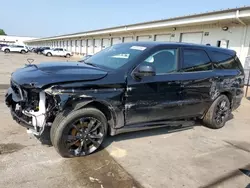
[182,49,212,72]
[212,51,240,70]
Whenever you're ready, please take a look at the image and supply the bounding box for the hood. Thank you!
[11,62,108,88]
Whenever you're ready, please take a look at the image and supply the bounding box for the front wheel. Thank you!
[21,50,26,54]
[51,108,107,157]
[47,52,52,57]
[4,49,10,53]
[65,54,70,58]
[202,95,230,129]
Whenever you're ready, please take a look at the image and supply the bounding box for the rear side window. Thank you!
[182,49,212,72]
[212,51,239,70]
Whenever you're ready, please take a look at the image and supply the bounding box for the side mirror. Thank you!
[133,65,156,78]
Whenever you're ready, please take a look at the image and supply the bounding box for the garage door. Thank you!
[81,40,87,55]
[123,36,133,43]
[137,35,151,41]
[112,37,122,45]
[94,39,102,54]
[181,32,203,44]
[102,38,110,49]
[155,34,171,42]
[87,39,94,55]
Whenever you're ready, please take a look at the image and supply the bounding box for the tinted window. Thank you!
[17,45,24,48]
[141,49,177,74]
[212,51,239,70]
[58,48,63,51]
[182,49,212,72]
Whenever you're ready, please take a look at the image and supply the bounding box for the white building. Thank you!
[0,35,37,46]
[25,6,250,67]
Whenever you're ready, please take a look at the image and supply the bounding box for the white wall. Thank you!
[26,23,250,66]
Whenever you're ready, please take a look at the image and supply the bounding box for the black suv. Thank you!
[5,42,244,157]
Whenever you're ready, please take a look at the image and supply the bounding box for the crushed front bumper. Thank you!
[5,87,33,129]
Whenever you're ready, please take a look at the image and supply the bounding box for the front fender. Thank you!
[56,94,124,134]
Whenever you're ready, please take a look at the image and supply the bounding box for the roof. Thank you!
[25,6,250,43]
[113,41,236,55]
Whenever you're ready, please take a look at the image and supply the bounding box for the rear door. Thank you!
[126,47,183,125]
[179,48,214,117]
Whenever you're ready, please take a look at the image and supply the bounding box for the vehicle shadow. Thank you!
[200,163,250,188]
[102,113,234,149]
[102,125,194,149]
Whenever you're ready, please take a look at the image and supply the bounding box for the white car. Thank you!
[1,45,28,54]
[43,48,72,58]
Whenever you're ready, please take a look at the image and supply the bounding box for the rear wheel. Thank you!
[37,51,41,54]
[4,49,10,53]
[47,52,52,57]
[203,95,230,129]
[51,108,107,157]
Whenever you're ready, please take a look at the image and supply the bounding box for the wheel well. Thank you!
[84,101,114,134]
[221,91,233,106]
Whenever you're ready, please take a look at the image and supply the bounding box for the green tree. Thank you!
[0,29,7,35]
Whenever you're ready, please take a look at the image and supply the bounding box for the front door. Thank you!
[125,48,183,125]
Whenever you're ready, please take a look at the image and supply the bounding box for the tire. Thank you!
[47,52,52,57]
[4,49,10,53]
[65,54,70,58]
[51,108,107,158]
[21,50,26,54]
[202,95,230,129]
[37,51,41,55]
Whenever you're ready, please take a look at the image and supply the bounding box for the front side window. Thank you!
[84,43,147,69]
[182,49,212,72]
[140,49,177,74]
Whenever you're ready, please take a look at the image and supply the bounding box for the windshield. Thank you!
[84,43,147,69]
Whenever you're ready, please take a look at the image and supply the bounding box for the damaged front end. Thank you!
[5,80,59,138]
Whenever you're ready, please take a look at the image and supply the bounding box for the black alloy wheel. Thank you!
[51,108,107,157]
[65,117,105,156]
[214,99,229,125]
[203,94,230,129]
